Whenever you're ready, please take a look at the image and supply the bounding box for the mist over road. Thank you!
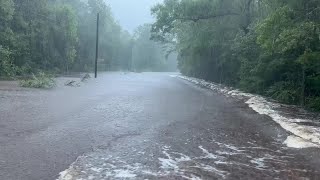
[0,72,319,180]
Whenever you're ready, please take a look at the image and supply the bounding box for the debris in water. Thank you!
[81,73,91,82]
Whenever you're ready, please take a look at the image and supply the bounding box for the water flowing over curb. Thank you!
[174,75,320,148]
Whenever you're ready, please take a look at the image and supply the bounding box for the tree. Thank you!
[132,24,176,72]
[152,0,320,110]
[54,4,78,73]
[0,0,138,74]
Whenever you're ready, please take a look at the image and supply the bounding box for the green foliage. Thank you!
[306,97,320,111]
[0,0,143,76]
[0,46,18,77]
[19,72,56,89]
[152,0,320,110]
[54,4,78,72]
[0,46,17,77]
[0,0,14,22]
[266,81,300,104]
[255,6,294,50]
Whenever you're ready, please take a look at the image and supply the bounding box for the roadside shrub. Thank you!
[266,81,300,104]
[19,72,56,89]
[306,97,320,111]
[0,46,17,77]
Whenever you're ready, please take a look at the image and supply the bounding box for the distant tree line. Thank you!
[151,0,320,110]
[0,0,176,78]
[132,24,177,72]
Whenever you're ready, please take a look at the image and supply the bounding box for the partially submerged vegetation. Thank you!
[19,73,56,89]
[151,0,320,111]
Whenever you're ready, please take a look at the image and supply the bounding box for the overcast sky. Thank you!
[106,0,162,33]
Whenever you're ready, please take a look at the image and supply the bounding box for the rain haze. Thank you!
[1,0,320,180]
[107,0,163,33]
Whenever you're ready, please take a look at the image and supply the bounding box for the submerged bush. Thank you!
[19,72,56,89]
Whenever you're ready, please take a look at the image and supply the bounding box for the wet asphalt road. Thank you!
[0,72,320,180]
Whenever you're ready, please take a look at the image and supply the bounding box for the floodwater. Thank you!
[0,72,319,180]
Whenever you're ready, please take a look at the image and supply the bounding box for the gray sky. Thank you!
[106,0,162,33]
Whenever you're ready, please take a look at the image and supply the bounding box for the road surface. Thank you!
[0,72,319,180]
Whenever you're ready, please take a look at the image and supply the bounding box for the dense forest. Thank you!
[0,0,175,78]
[151,0,320,110]
[1,0,320,110]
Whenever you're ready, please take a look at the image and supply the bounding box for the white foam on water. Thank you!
[199,146,219,159]
[215,150,244,156]
[158,157,179,170]
[58,142,301,180]
[197,163,228,178]
[284,135,319,148]
[250,157,267,170]
[214,160,231,165]
[224,144,245,152]
[141,170,158,176]
[214,142,245,153]
[175,75,320,148]
[247,97,320,146]
[158,146,229,179]
[57,155,84,180]
[159,146,192,171]
[113,169,137,178]
[90,167,102,173]
[190,175,202,180]
[58,170,73,180]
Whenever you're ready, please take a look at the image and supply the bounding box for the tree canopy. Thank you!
[0,0,176,77]
[152,0,320,110]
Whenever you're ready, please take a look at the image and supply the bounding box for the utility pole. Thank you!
[94,13,100,78]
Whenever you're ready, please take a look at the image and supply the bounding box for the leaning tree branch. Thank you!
[176,12,240,22]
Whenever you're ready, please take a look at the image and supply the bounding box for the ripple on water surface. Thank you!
[58,140,319,180]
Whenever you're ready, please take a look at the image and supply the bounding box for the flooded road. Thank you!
[0,72,319,180]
